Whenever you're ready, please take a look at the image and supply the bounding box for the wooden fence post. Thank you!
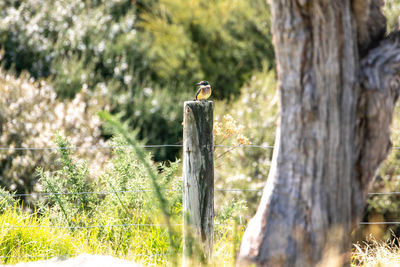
[182,100,214,265]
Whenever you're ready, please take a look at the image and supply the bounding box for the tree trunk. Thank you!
[238,0,400,266]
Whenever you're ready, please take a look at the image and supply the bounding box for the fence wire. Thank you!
[0,189,157,198]
[0,144,275,151]
[0,223,181,229]
[0,253,166,259]
[0,254,78,259]
[0,223,246,230]
[359,222,400,225]
[0,188,400,197]
[2,144,400,151]
[1,189,399,198]
[0,144,182,151]
[1,220,400,231]
[1,142,400,260]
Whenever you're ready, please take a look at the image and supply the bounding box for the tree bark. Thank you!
[238,0,400,266]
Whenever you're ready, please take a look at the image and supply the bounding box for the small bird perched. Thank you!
[194,81,212,101]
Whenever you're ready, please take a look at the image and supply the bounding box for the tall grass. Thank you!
[0,204,243,266]
[0,205,174,265]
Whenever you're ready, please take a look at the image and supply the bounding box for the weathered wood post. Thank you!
[182,100,214,265]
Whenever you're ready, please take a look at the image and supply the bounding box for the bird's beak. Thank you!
[195,82,202,85]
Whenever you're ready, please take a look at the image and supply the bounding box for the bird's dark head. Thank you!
[196,81,210,86]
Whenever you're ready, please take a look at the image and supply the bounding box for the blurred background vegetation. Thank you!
[0,0,274,204]
[0,0,400,264]
[0,0,273,162]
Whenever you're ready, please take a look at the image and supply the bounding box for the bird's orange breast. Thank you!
[197,87,211,100]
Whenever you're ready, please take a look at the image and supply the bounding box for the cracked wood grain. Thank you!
[238,0,400,266]
[182,101,214,265]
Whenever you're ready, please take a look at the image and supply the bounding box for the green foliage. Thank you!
[0,187,16,213]
[140,0,274,98]
[216,198,247,225]
[118,86,189,161]
[38,135,99,226]
[97,136,182,224]
[0,0,273,98]
[34,129,182,226]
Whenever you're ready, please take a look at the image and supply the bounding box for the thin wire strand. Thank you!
[2,144,400,151]
[214,144,274,148]
[0,253,166,259]
[215,189,262,192]
[0,144,182,151]
[0,254,78,259]
[367,192,400,195]
[359,222,400,225]
[0,223,182,229]
[4,221,400,229]
[2,189,400,198]
[0,144,275,151]
[0,190,158,198]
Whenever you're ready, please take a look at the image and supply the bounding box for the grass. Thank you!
[353,235,400,267]
[0,204,244,266]
[4,205,400,267]
[0,206,169,265]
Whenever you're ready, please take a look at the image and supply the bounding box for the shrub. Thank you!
[96,136,182,225]
[37,136,100,226]
[0,69,110,197]
[0,0,138,97]
[34,131,182,232]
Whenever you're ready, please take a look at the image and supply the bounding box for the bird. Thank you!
[194,81,212,101]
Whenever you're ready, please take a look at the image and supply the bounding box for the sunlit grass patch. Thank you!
[352,235,400,267]
[0,207,75,264]
[0,206,177,266]
[0,204,245,266]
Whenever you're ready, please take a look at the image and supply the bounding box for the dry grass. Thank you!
[352,235,400,266]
